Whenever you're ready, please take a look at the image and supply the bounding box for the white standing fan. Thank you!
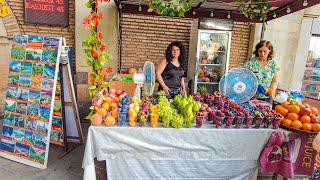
[133,61,155,99]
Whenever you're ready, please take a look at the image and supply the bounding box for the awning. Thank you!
[115,0,320,22]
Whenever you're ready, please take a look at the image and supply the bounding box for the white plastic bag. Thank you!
[274,92,289,103]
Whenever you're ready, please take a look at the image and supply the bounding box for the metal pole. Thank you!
[260,21,266,41]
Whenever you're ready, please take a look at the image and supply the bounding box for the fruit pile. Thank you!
[150,104,159,128]
[193,92,282,129]
[89,89,123,127]
[173,95,201,128]
[128,96,141,127]
[276,101,320,132]
[138,97,151,126]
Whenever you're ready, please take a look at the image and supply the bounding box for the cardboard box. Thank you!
[109,74,136,97]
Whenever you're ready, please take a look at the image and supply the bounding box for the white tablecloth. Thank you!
[82,125,273,180]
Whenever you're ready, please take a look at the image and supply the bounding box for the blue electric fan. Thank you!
[219,68,258,103]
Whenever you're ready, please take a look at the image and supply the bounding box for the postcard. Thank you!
[41,50,58,63]
[27,35,44,49]
[43,64,55,78]
[29,146,45,164]
[11,48,26,59]
[16,102,27,115]
[26,118,37,131]
[50,130,61,142]
[14,116,26,128]
[36,120,48,134]
[8,74,19,86]
[12,128,25,142]
[43,37,60,49]
[18,75,31,87]
[52,116,62,127]
[39,106,51,120]
[2,126,14,138]
[3,114,15,126]
[27,104,40,117]
[30,76,42,90]
[13,35,28,46]
[22,62,33,74]
[39,92,52,106]
[17,89,29,101]
[41,78,54,91]
[14,142,30,158]
[30,134,47,149]
[5,100,16,112]
[9,61,22,72]
[32,63,44,75]
[6,87,18,99]
[24,131,33,145]
[28,90,41,104]
[26,49,42,61]
[0,138,16,153]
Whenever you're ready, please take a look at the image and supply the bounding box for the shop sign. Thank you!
[24,0,68,26]
[0,0,11,17]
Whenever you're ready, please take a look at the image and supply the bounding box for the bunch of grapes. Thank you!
[118,95,131,126]
[157,92,183,128]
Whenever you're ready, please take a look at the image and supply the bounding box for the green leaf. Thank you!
[85,109,95,120]
[93,61,102,71]
[100,52,109,62]
[101,82,109,89]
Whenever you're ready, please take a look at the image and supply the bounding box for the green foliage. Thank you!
[234,0,271,21]
[148,0,196,17]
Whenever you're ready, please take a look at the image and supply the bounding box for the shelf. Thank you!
[302,80,320,84]
[200,50,225,53]
[197,82,219,85]
[198,64,223,66]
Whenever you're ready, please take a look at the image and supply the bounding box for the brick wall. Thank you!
[120,14,251,72]
[120,13,192,72]
[229,22,251,69]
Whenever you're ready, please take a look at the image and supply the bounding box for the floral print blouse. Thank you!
[244,57,280,97]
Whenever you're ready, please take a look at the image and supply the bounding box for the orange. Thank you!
[275,105,283,112]
[278,107,289,117]
[311,107,319,115]
[302,123,312,131]
[288,105,300,114]
[310,114,318,123]
[282,102,290,109]
[311,123,320,132]
[287,113,299,121]
[282,119,292,127]
[292,120,302,129]
[300,115,311,124]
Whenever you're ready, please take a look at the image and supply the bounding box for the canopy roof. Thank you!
[115,0,320,22]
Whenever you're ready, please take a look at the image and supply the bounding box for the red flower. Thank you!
[91,48,98,58]
[105,67,113,74]
[100,44,106,51]
[98,32,104,40]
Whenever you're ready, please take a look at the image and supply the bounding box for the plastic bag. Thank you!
[274,92,289,103]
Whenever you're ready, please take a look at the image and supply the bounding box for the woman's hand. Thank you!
[163,85,171,95]
[181,88,186,96]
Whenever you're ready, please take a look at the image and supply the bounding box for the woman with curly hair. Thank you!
[156,41,186,98]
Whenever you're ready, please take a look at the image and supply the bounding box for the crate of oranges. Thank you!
[276,100,320,133]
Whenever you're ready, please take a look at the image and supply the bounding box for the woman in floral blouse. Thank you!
[244,40,280,98]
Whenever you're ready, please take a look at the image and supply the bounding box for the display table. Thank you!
[82,125,274,180]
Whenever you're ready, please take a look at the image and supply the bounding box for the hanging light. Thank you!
[193,10,196,15]
[227,12,231,19]
[286,6,291,13]
[303,0,308,7]
[138,5,142,11]
[119,3,122,9]
[273,12,276,18]
[210,11,214,17]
